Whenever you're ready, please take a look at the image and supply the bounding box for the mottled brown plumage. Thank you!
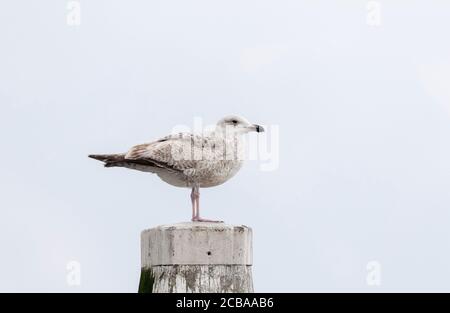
[89,115,264,222]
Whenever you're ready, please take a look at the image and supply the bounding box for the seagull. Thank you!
[89,115,264,222]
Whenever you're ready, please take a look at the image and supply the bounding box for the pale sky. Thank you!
[1,1,450,292]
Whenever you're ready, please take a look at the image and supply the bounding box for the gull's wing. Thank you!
[125,132,223,172]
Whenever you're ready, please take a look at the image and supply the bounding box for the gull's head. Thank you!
[216,115,264,136]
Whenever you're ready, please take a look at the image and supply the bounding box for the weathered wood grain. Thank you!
[139,222,253,293]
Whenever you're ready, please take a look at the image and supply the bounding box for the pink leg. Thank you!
[190,188,197,220]
[190,186,223,223]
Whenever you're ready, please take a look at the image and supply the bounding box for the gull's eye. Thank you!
[231,120,238,125]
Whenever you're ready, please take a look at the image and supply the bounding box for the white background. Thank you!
[1,1,450,292]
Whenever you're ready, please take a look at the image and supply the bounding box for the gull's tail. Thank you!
[88,154,126,167]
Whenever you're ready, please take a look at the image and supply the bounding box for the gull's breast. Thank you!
[195,159,244,188]
[156,159,243,188]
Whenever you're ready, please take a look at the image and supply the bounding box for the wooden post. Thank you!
[138,222,253,293]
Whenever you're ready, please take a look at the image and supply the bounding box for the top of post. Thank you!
[141,222,253,267]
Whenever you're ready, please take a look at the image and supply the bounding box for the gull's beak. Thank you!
[251,124,264,133]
